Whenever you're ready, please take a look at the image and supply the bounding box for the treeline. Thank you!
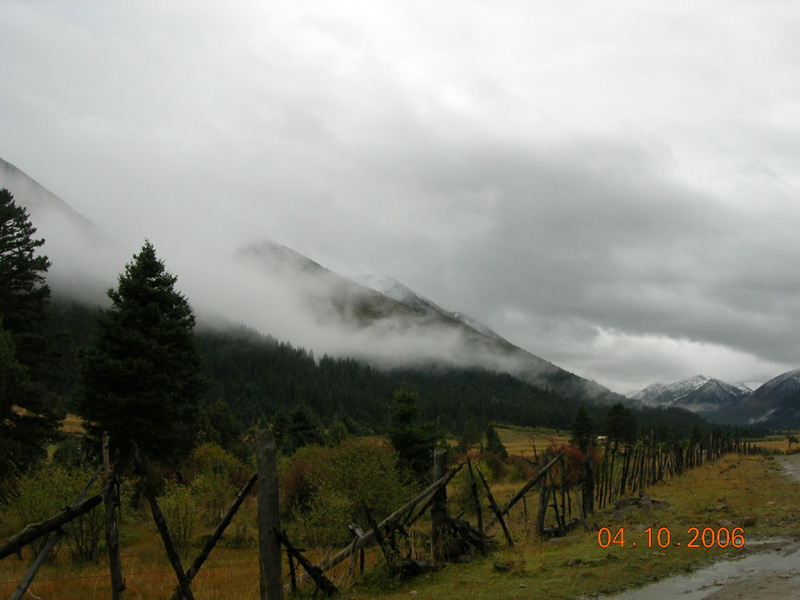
[46,297,748,442]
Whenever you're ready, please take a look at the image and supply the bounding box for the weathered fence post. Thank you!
[275,529,337,597]
[430,448,448,561]
[536,474,548,536]
[256,428,283,600]
[466,458,485,554]
[582,454,594,515]
[132,444,195,600]
[103,432,125,600]
[476,467,513,547]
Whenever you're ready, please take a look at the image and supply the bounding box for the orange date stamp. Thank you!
[597,526,745,549]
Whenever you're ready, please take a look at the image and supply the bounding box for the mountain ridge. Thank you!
[0,156,625,409]
[234,239,622,404]
[714,368,800,426]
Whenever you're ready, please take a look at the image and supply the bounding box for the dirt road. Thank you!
[599,454,800,600]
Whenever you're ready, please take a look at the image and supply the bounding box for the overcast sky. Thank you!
[2,1,799,393]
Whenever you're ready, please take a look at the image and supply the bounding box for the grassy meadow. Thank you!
[2,427,799,599]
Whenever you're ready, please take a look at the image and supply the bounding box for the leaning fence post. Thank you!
[430,448,448,561]
[256,428,283,600]
[467,458,486,555]
[476,467,513,547]
[132,444,195,600]
[103,432,125,600]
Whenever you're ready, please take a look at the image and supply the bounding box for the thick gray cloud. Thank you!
[2,1,799,393]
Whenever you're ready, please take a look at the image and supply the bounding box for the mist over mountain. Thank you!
[232,239,619,404]
[357,274,507,342]
[628,374,750,419]
[0,157,125,304]
[8,156,797,430]
[714,369,800,428]
[0,157,622,408]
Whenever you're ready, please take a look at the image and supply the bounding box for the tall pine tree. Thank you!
[0,188,52,355]
[78,240,206,464]
[0,189,59,480]
[571,406,594,453]
[387,382,440,478]
[484,423,508,459]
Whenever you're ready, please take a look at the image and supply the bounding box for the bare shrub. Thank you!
[158,482,198,554]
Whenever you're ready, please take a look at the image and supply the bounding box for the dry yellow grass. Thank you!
[60,413,86,435]
[496,426,570,458]
[753,434,799,454]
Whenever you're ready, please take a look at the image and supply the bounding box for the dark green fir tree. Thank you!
[484,423,508,459]
[387,382,440,478]
[457,419,483,453]
[571,406,594,453]
[286,404,324,453]
[78,240,206,464]
[605,403,637,449]
[0,189,60,480]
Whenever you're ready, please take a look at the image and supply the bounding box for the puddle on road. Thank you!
[598,540,800,600]
[776,455,800,481]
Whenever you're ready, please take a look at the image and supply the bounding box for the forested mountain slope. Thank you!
[50,297,715,439]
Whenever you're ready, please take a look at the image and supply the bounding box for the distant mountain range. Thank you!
[1,156,621,410]
[628,371,800,428]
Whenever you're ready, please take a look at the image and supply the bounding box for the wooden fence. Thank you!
[1,430,763,598]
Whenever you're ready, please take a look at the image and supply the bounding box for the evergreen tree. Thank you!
[457,419,483,453]
[387,382,440,478]
[0,188,52,368]
[0,319,54,479]
[605,403,637,448]
[78,241,206,464]
[271,409,290,454]
[197,399,249,462]
[0,188,60,480]
[325,418,350,447]
[571,406,594,453]
[286,404,324,453]
[484,423,508,459]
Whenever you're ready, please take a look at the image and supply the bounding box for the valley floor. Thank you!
[3,450,800,599]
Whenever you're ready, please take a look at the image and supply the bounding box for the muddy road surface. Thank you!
[597,454,800,600]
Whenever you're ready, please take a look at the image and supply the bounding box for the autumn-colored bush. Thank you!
[476,450,508,480]
[278,446,323,515]
[545,439,602,487]
[281,438,413,546]
[506,454,537,482]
